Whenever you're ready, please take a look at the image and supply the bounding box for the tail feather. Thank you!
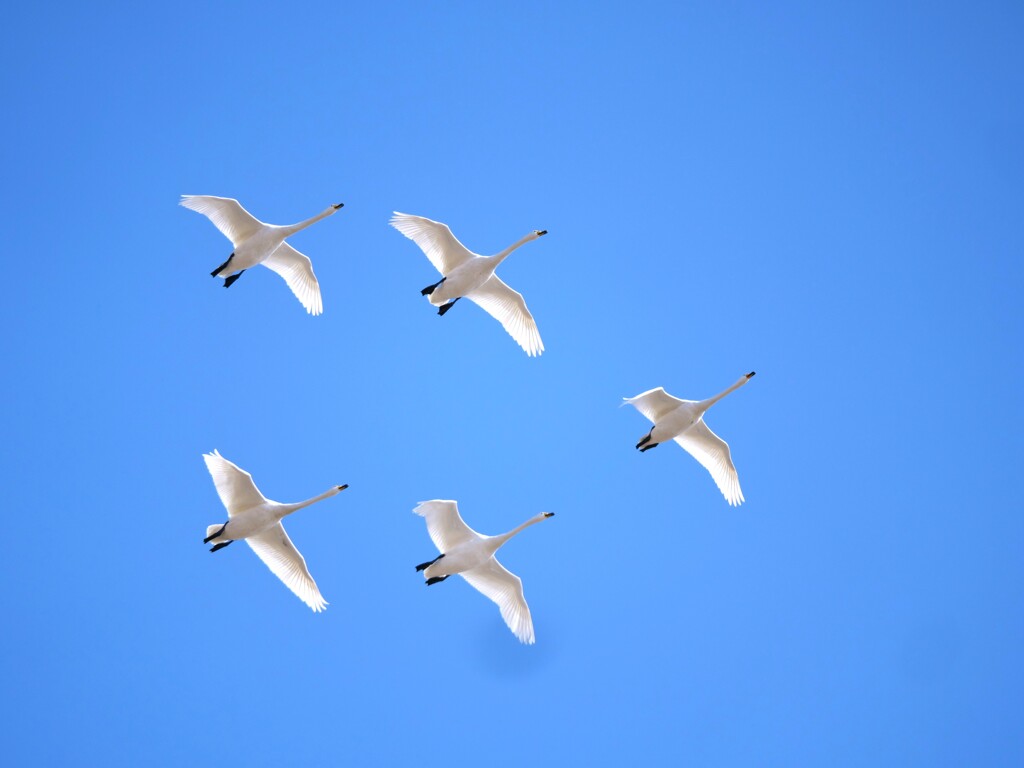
[206,524,228,541]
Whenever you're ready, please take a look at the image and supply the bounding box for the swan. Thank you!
[624,372,756,506]
[390,213,546,356]
[202,450,347,612]
[413,500,555,643]
[180,195,343,315]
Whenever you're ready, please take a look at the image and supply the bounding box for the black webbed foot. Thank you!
[211,254,234,277]
[438,298,459,316]
[639,442,659,452]
[421,277,446,296]
[204,522,229,543]
[425,575,449,586]
[209,541,232,553]
[223,270,245,288]
[415,553,445,572]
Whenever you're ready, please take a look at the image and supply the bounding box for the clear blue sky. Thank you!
[1,2,1021,765]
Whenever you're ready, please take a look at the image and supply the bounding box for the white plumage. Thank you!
[413,500,554,644]
[624,372,756,506]
[202,450,347,612]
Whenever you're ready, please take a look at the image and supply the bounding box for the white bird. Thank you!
[413,500,555,644]
[624,372,756,506]
[181,195,344,315]
[390,213,546,356]
[202,450,347,612]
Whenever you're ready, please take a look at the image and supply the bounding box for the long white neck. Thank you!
[489,232,540,268]
[281,207,337,237]
[492,513,548,549]
[698,372,755,413]
[280,485,345,517]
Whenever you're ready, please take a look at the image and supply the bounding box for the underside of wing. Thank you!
[412,500,479,553]
[673,419,745,506]
[461,557,535,644]
[390,212,475,275]
[623,387,687,424]
[203,450,267,516]
[465,275,544,357]
[246,523,327,612]
[180,195,263,248]
[262,242,323,315]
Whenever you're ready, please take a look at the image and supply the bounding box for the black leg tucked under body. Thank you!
[415,553,445,572]
[421,277,446,296]
[204,522,229,544]
[437,298,459,316]
[223,270,245,288]
[211,253,234,277]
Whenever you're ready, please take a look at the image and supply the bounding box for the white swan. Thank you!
[181,195,343,315]
[624,372,756,506]
[202,450,347,612]
[390,213,546,356]
[413,500,554,644]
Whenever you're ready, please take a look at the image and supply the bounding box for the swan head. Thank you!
[543,512,555,518]
[332,203,345,210]
[745,371,756,379]
[337,484,349,492]
[535,229,548,237]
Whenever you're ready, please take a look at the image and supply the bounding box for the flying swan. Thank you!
[202,450,348,612]
[181,195,343,315]
[413,500,554,643]
[624,372,756,506]
[390,213,546,356]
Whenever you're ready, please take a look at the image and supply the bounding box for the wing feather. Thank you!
[247,523,327,612]
[461,557,535,644]
[202,450,267,516]
[674,419,745,506]
[180,195,263,247]
[465,275,544,357]
[262,242,323,315]
[390,213,475,275]
[622,387,687,423]
[413,500,479,553]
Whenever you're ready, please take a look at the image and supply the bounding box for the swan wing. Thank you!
[247,522,327,612]
[622,387,687,423]
[262,242,323,315]
[180,195,263,248]
[465,275,544,357]
[413,500,479,553]
[673,419,745,506]
[390,212,475,275]
[203,450,268,516]
[461,557,535,644]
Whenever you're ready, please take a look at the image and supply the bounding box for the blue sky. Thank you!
[0,1,1021,765]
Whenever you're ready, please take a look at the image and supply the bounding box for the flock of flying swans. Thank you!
[185,195,756,643]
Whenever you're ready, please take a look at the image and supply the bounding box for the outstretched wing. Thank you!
[180,195,263,248]
[674,419,745,506]
[622,387,687,423]
[246,522,327,612]
[203,450,267,516]
[262,242,323,315]
[461,557,535,644]
[466,275,544,357]
[390,212,475,275]
[413,500,479,553]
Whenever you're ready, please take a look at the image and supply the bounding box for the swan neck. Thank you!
[490,233,536,267]
[281,487,340,516]
[281,207,334,237]
[493,515,543,548]
[699,377,748,412]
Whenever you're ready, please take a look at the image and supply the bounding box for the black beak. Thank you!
[333,203,345,209]
[338,484,349,491]
[537,230,548,236]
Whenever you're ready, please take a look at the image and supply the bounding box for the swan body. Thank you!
[413,500,554,644]
[624,372,756,506]
[202,450,347,612]
[390,212,546,356]
[181,195,343,315]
